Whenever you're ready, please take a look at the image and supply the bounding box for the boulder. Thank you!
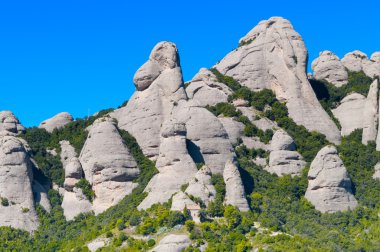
[63,157,83,191]
[373,163,380,180]
[112,42,187,160]
[265,130,306,177]
[62,188,92,221]
[305,146,357,213]
[171,191,195,211]
[185,165,216,206]
[214,17,340,144]
[0,136,39,232]
[151,234,191,252]
[311,50,348,87]
[79,117,139,214]
[332,93,366,136]
[186,68,233,107]
[32,180,51,213]
[362,79,379,145]
[363,52,380,78]
[138,120,197,210]
[0,111,25,136]
[39,112,73,133]
[223,160,249,211]
[341,50,368,72]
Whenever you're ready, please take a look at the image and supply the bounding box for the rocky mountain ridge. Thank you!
[1,16,380,251]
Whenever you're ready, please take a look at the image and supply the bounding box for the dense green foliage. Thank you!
[75,179,95,202]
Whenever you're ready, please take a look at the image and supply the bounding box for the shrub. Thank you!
[1,197,9,207]
[75,179,95,202]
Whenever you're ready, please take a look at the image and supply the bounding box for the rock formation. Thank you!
[185,165,216,206]
[60,140,77,168]
[266,130,306,177]
[214,17,341,144]
[311,51,348,87]
[171,191,196,211]
[305,146,357,213]
[151,234,191,252]
[0,136,39,232]
[341,51,368,72]
[79,117,139,214]
[138,120,198,210]
[0,111,25,136]
[332,93,366,136]
[112,42,187,160]
[39,112,73,133]
[186,68,232,107]
[362,79,379,144]
[223,160,249,211]
[218,117,244,145]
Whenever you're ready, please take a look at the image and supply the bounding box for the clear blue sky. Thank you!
[0,0,378,127]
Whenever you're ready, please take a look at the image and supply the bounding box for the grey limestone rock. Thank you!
[39,112,73,133]
[214,17,341,144]
[223,160,249,212]
[311,50,348,87]
[305,146,357,213]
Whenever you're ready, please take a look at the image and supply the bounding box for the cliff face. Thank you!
[215,17,341,144]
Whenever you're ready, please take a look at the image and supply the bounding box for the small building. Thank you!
[186,204,201,223]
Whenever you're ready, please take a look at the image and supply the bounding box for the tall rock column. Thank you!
[112,42,187,160]
[362,79,379,145]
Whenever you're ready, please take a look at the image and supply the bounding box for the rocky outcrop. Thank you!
[311,51,348,87]
[341,51,368,72]
[362,80,379,144]
[39,112,73,133]
[214,17,341,144]
[151,234,191,252]
[266,130,306,177]
[185,165,216,206]
[32,180,51,213]
[305,146,357,213]
[62,187,92,221]
[63,157,83,191]
[373,163,380,180]
[223,160,249,211]
[186,68,232,107]
[218,117,244,145]
[332,93,366,136]
[79,117,139,214]
[340,51,380,78]
[138,120,198,210]
[0,111,25,136]
[171,191,195,211]
[0,136,39,232]
[112,42,187,160]
[60,140,77,168]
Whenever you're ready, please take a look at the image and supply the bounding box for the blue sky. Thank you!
[0,0,378,126]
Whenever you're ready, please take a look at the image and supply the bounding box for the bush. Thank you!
[75,179,95,202]
[147,239,156,247]
[1,197,9,207]
[206,103,242,118]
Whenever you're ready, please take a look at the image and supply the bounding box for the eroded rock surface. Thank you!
[0,111,25,136]
[311,51,348,87]
[214,17,340,144]
[266,130,306,177]
[362,79,379,144]
[80,117,139,214]
[151,234,191,252]
[185,165,216,206]
[305,146,357,213]
[186,68,232,107]
[39,112,73,133]
[0,136,39,232]
[332,93,366,136]
[223,160,249,211]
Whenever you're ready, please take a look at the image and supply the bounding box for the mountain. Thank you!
[1,16,380,251]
